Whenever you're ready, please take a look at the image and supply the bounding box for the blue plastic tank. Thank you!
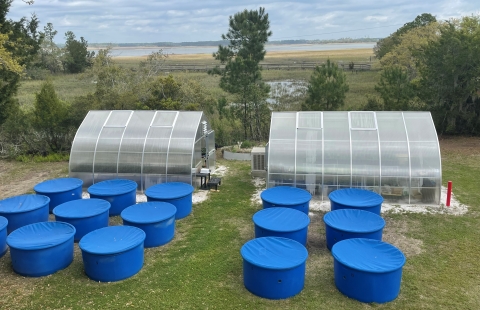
[121,202,176,247]
[332,238,406,303]
[0,216,7,257]
[260,186,311,215]
[241,237,308,299]
[79,225,145,282]
[329,188,384,215]
[7,221,75,277]
[145,182,194,219]
[323,209,385,250]
[87,179,137,216]
[0,194,50,234]
[253,207,310,246]
[34,178,83,213]
[53,199,111,242]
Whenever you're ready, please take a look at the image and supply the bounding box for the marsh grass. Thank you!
[0,137,479,309]
[17,49,378,110]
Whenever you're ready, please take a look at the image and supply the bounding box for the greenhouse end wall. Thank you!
[266,111,441,204]
[69,110,215,191]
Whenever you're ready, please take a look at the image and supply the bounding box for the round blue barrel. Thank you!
[53,199,111,242]
[332,238,406,303]
[121,202,176,248]
[79,225,145,282]
[241,237,308,299]
[329,188,384,215]
[87,179,137,216]
[253,207,310,246]
[0,194,50,234]
[34,178,83,213]
[145,182,194,220]
[0,216,7,257]
[260,186,311,215]
[323,209,385,250]
[7,222,75,277]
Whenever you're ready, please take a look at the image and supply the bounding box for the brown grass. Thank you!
[114,48,375,66]
[382,217,424,257]
[0,161,68,200]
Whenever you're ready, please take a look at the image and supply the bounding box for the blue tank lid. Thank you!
[0,194,50,214]
[253,207,310,232]
[121,202,177,224]
[87,179,137,196]
[53,199,111,218]
[260,186,311,205]
[7,221,75,250]
[323,209,385,233]
[329,188,383,207]
[0,215,7,231]
[79,226,146,255]
[332,238,406,273]
[145,182,194,199]
[240,237,308,270]
[33,177,83,193]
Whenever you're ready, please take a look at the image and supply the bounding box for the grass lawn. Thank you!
[0,137,479,309]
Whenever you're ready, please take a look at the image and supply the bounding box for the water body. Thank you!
[266,80,308,107]
[90,43,375,57]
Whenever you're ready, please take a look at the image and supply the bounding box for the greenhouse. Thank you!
[266,111,441,204]
[69,110,215,191]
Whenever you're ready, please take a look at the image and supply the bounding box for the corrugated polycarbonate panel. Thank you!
[69,111,110,175]
[296,112,322,185]
[118,111,154,174]
[351,130,380,177]
[171,112,200,139]
[377,112,409,178]
[168,112,201,178]
[270,112,296,139]
[323,112,350,184]
[267,140,295,174]
[409,142,440,177]
[267,113,296,187]
[403,112,438,142]
[324,112,350,141]
[152,111,177,126]
[403,112,441,203]
[74,111,111,138]
[94,127,125,174]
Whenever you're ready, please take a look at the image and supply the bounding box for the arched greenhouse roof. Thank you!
[69,110,215,191]
[266,111,441,204]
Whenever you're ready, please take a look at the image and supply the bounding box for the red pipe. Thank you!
[446,181,452,207]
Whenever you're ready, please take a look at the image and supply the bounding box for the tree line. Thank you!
[1,2,479,159]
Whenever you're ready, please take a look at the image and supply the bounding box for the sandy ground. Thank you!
[81,165,230,205]
[250,177,468,215]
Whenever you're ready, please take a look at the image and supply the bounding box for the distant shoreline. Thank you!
[88,42,374,51]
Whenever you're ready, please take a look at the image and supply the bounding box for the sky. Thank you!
[7,0,480,44]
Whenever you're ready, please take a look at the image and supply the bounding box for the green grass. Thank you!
[0,140,479,309]
[17,75,95,108]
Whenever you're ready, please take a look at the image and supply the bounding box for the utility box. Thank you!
[251,147,266,178]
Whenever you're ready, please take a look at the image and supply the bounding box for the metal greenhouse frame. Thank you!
[266,111,442,204]
[69,110,215,191]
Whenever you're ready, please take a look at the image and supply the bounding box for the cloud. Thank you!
[364,15,389,22]
[5,0,479,43]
